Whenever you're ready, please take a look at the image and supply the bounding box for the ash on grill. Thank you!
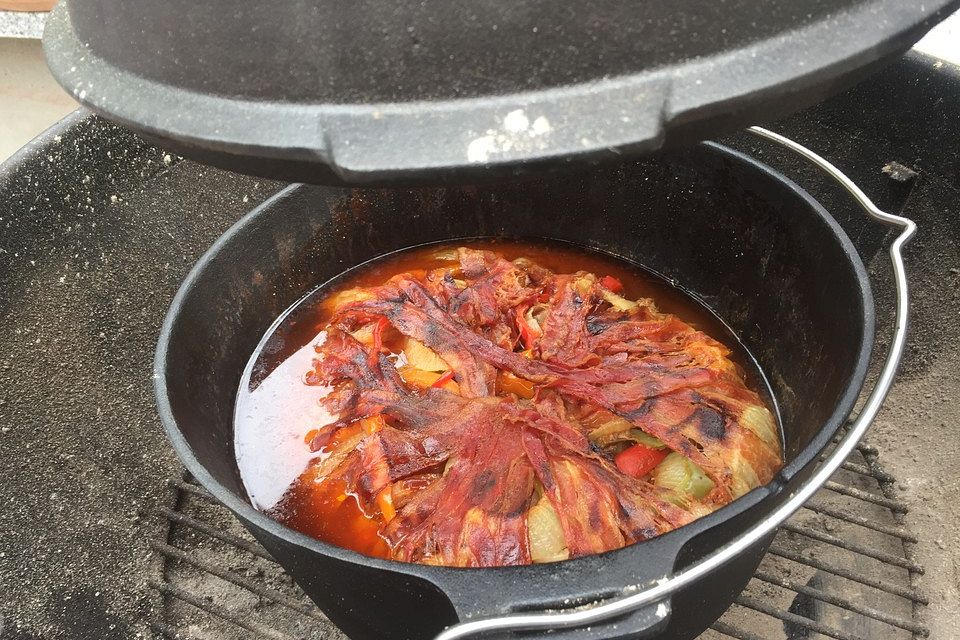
[147,436,927,640]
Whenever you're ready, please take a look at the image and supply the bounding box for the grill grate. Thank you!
[148,440,927,640]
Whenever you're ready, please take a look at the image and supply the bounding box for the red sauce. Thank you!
[278,477,392,558]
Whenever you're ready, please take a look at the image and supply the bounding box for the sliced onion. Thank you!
[573,275,596,297]
[349,323,376,347]
[588,415,634,440]
[740,405,779,450]
[528,497,569,563]
[600,288,639,312]
[402,337,449,372]
[432,248,460,262]
[652,453,689,492]
[525,304,549,333]
[311,430,365,479]
[588,416,667,450]
[686,464,715,499]
[322,287,374,314]
[627,429,667,449]
[653,452,714,499]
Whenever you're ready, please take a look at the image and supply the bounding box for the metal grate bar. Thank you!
[855,442,878,456]
[733,595,868,640]
[823,481,908,512]
[801,501,918,541]
[708,621,767,640]
[155,506,276,563]
[840,460,871,475]
[150,540,328,622]
[827,429,874,451]
[149,579,298,640]
[752,570,928,635]
[779,522,923,572]
[839,460,895,483]
[767,545,927,603]
[148,621,208,640]
[861,449,927,640]
[169,478,218,504]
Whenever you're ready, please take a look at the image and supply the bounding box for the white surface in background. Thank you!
[915,11,960,65]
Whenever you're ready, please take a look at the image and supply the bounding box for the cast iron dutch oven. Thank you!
[154,142,874,639]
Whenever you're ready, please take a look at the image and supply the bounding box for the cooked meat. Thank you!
[265,246,782,567]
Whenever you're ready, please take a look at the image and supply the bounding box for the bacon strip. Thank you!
[335,281,777,499]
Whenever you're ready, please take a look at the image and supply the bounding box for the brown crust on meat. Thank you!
[286,248,782,567]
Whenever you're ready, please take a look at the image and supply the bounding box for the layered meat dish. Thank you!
[236,241,782,567]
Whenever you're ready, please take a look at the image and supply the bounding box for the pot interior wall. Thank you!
[161,142,870,512]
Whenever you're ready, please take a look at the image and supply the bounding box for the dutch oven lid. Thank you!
[44,0,958,185]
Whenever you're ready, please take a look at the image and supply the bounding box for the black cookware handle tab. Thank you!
[428,542,682,640]
[425,523,685,640]
[441,593,672,640]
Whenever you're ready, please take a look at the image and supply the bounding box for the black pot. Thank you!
[155,143,874,640]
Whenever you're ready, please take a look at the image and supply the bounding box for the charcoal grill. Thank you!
[1,4,958,638]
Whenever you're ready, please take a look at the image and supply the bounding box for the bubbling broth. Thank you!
[235,239,782,567]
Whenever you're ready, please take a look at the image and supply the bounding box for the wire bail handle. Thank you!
[435,126,915,640]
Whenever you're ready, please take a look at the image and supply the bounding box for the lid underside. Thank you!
[43,0,960,185]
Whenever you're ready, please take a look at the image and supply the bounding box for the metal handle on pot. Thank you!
[434,126,916,640]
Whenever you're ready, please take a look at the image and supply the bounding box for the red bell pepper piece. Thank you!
[367,316,391,366]
[614,444,669,478]
[430,370,456,388]
[371,317,390,351]
[514,306,541,350]
[600,275,624,293]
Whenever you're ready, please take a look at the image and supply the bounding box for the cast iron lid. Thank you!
[44,0,959,185]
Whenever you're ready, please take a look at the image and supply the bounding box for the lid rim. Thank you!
[43,0,960,183]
